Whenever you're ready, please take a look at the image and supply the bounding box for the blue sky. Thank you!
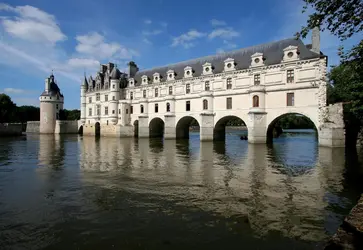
[0,0,360,109]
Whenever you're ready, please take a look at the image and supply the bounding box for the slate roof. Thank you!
[41,74,64,97]
[133,38,322,86]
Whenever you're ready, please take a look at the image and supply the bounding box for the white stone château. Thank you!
[80,31,345,147]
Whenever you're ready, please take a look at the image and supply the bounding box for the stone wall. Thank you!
[324,194,363,249]
[0,123,23,136]
[319,103,346,147]
[26,121,40,133]
[54,120,78,134]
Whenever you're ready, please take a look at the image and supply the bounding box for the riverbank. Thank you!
[324,194,363,249]
[0,123,23,137]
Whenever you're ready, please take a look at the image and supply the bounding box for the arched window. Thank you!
[140,105,144,113]
[253,95,259,107]
[166,102,170,112]
[203,99,208,110]
[226,78,232,89]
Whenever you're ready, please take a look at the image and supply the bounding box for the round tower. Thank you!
[39,74,64,133]
[109,66,121,125]
[80,76,87,124]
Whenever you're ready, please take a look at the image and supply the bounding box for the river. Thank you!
[0,130,362,249]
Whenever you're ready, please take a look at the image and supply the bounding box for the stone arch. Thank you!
[149,117,165,138]
[133,120,139,138]
[213,115,248,141]
[266,112,318,144]
[95,122,100,137]
[176,116,200,139]
[78,125,83,135]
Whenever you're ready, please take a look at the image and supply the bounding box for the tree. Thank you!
[0,94,16,123]
[298,0,363,119]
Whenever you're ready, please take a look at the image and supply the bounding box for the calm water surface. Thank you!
[0,130,362,250]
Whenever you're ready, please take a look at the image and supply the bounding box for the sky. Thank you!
[0,0,360,109]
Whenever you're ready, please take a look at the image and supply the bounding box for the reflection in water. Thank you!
[0,131,362,249]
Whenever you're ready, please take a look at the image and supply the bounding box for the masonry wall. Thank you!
[54,120,79,134]
[0,123,23,136]
[26,121,40,133]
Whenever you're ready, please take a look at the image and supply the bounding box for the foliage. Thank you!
[275,114,315,129]
[16,106,40,123]
[0,94,16,123]
[60,109,80,120]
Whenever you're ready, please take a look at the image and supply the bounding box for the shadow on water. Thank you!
[0,131,362,250]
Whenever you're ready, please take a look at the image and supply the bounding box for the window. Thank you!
[287,93,294,106]
[203,99,208,110]
[169,86,173,95]
[126,109,128,114]
[96,93,100,101]
[226,97,232,109]
[89,108,92,116]
[112,96,115,100]
[166,102,170,112]
[89,97,92,103]
[155,88,158,97]
[105,107,109,115]
[130,92,133,100]
[155,103,158,113]
[57,95,59,100]
[112,110,115,114]
[227,78,232,89]
[105,95,108,102]
[130,106,133,114]
[97,105,101,115]
[253,95,259,107]
[205,81,210,91]
[143,90,146,98]
[56,113,59,119]
[254,74,260,85]
[140,105,144,113]
[112,84,115,89]
[186,84,190,94]
[186,101,190,111]
[287,69,294,83]
[119,109,121,114]
[56,104,59,110]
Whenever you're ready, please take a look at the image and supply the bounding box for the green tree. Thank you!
[0,94,16,123]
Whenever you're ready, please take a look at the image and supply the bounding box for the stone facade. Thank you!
[80,33,345,147]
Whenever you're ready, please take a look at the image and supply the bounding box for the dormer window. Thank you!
[203,62,213,75]
[153,72,160,83]
[251,52,264,67]
[129,78,135,87]
[167,69,175,81]
[141,75,148,85]
[224,58,236,71]
[283,45,299,61]
[184,66,193,78]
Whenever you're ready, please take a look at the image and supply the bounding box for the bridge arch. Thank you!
[149,117,165,138]
[78,125,83,135]
[266,112,318,144]
[213,115,248,141]
[176,116,200,139]
[95,122,100,137]
[133,120,139,137]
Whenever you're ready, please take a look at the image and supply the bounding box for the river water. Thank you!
[0,130,362,250]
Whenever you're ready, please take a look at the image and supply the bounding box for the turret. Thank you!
[80,76,88,123]
[311,26,320,54]
[45,77,50,92]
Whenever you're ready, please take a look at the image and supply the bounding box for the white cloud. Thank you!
[142,30,162,36]
[67,58,100,68]
[160,22,168,28]
[143,38,152,44]
[3,88,28,94]
[75,32,139,60]
[216,48,225,54]
[171,29,206,48]
[144,19,152,25]
[210,19,226,26]
[0,4,66,44]
[208,27,240,40]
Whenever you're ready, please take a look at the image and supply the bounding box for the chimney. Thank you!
[108,62,114,72]
[311,26,320,54]
[128,61,139,78]
[45,78,50,92]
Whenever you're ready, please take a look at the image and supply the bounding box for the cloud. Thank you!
[216,48,225,54]
[75,32,139,60]
[210,19,226,26]
[67,58,100,69]
[3,88,28,94]
[160,22,168,28]
[216,40,238,54]
[143,38,152,44]
[171,29,206,48]
[208,27,240,40]
[0,4,66,44]
[142,30,162,36]
[144,19,152,25]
